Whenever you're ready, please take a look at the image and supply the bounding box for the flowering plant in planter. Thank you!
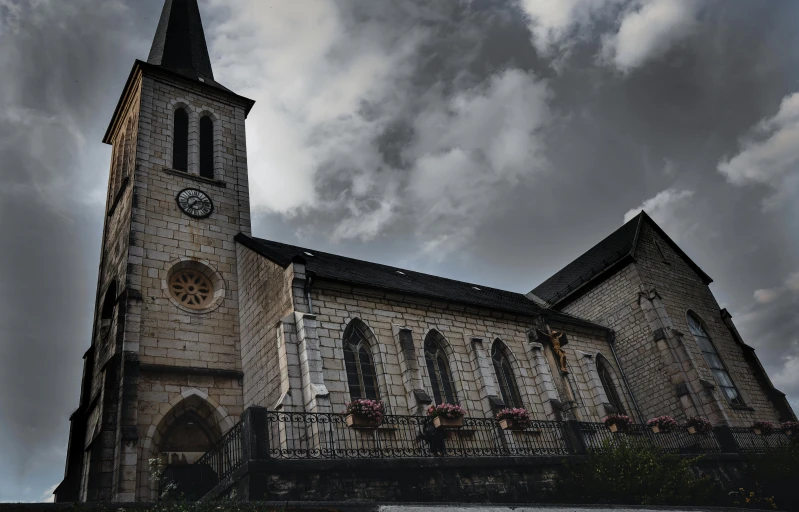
[428,403,466,429]
[646,415,678,434]
[684,416,713,435]
[603,414,632,432]
[752,420,775,436]
[344,399,385,428]
[427,403,466,419]
[781,421,799,436]
[496,408,532,430]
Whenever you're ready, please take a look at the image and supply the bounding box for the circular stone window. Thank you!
[169,269,214,309]
[163,259,226,314]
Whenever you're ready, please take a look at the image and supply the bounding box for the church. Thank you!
[55,0,795,504]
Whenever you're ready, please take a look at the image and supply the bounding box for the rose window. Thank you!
[169,269,214,309]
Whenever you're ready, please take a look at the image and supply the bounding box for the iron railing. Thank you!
[580,422,722,454]
[729,427,794,453]
[264,412,572,459]
[193,411,798,478]
[195,420,244,481]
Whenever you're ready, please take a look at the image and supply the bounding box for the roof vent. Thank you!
[472,287,482,291]
[396,271,406,276]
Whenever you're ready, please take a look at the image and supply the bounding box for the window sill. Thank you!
[729,404,755,412]
[162,167,226,188]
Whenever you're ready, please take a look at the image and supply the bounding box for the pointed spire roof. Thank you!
[148,0,216,84]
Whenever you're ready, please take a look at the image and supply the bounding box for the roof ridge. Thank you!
[252,237,525,296]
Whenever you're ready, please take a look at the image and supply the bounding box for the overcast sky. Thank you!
[1,0,798,503]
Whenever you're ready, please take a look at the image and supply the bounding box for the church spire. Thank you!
[147,0,215,83]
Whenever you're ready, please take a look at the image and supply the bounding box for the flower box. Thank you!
[647,415,677,434]
[500,419,529,431]
[752,421,775,436]
[684,417,713,435]
[346,413,381,429]
[786,429,794,437]
[497,408,532,432]
[434,416,463,429]
[603,414,631,433]
[781,422,798,437]
[344,399,385,429]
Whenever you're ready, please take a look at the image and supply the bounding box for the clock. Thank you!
[176,189,213,219]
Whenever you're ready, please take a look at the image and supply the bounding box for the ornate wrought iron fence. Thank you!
[263,412,572,459]
[580,422,721,454]
[729,427,794,453]
[195,420,244,481]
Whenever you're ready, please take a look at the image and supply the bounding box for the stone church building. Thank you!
[55,0,795,503]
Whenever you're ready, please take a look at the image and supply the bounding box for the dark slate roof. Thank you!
[531,211,712,307]
[147,0,232,92]
[235,234,608,331]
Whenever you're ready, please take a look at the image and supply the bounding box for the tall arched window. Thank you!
[342,320,380,401]
[491,340,523,408]
[424,331,457,405]
[173,108,189,172]
[687,311,743,405]
[597,355,626,415]
[100,281,117,342]
[199,116,214,179]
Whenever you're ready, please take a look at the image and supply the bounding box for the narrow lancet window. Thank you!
[597,355,626,414]
[687,311,743,405]
[173,108,189,172]
[199,116,214,179]
[343,320,380,401]
[424,331,457,405]
[492,341,523,408]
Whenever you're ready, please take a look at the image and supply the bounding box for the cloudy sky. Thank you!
[1,0,798,503]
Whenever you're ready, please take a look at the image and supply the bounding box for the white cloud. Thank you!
[207,2,552,255]
[786,271,799,292]
[602,0,702,72]
[754,288,779,304]
[624,188,695,224]
[207,0,428,218]
[718,92,799,208]
[39,483,57,503]
[519,0,704,72]
[406,69,551,256]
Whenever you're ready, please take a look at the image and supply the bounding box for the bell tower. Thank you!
[56,0,255,502]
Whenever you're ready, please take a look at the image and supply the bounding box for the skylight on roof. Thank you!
[396,271,406,275]
[472,286,482,291]
[304,252,315,257]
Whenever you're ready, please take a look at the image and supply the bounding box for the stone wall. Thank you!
[124,67,253,500]
[290,280,630,422]
[559,219,783,427]
[633,221,781,425]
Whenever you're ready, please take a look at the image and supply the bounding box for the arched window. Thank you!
[424,331,457,405]
[173,108,189,172]
[491,340,523,408]
[199,116,214,179]
[687,311,743,405]
[342,320,380,401]
[100,281,117,341]
[597,355,626,415]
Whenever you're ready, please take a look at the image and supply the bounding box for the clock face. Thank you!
[176,189,213,219]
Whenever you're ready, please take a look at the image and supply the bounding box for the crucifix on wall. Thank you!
[539,329,569,374]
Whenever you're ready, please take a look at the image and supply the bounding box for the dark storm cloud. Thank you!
[1,0,798,502]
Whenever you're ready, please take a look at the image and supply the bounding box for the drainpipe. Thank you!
[608,330,645,424]
[304,273,315,315]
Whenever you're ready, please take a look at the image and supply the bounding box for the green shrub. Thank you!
[747,441,799,510]
[562,436,721,506]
